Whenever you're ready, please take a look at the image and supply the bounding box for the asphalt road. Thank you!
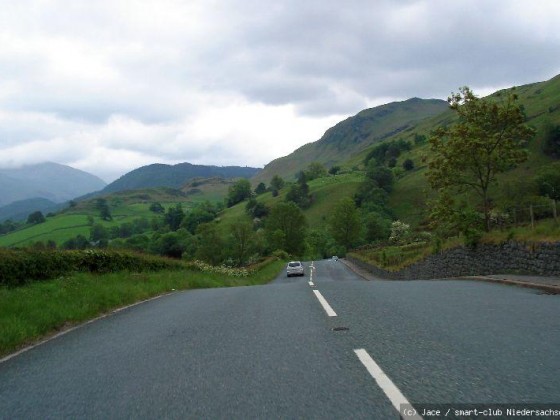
[1,260,559,419]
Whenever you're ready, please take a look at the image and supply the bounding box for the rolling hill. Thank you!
[103,162,261,193]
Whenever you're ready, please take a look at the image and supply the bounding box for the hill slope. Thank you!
[0,162,107,207]
[103,162,261,194]
[253,98,448,183]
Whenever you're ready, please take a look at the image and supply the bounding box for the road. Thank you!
[1,260,559,419]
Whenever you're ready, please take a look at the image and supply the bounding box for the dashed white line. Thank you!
[312,290,337,317]
[354,349,423,420]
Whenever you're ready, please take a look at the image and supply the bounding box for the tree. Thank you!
[270,175,285,196]
[90,223,109,243]
[227,179,252,207]
[306,162,327,180]
[265,202,307,256]
[535,163,560,221]
[27,211,45,225]
[403,159,414,171]
[96,198,112,221]
[195,223,224,265]
[427,87,535,231]
[541,121,560,158]
[149,202,165,213]
[366,163,394,193]
[329,198,362,250]
[245,199,269,219]
[328,165,341,175]
[164,204,185,231]
[254,182,267,195]
[228,217,256,266]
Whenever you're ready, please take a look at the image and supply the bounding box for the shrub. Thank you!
[0,249,185,287]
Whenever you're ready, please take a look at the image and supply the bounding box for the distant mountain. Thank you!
[0,162,107,207]
[0,197,65,222]
[253,98,448,182]
[103,162,261,193]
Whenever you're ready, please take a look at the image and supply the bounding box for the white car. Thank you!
[286,261,305,277]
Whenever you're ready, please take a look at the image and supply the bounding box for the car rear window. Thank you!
[288,262,301,267]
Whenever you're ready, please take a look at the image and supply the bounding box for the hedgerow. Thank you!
[0,249,185,287]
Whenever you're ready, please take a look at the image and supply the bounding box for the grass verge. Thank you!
[0,258,285,358]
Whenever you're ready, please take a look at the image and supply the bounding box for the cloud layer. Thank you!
[1,0,559,181]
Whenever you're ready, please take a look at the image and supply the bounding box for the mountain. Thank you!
[0,162,107,207]
[253,97,448,183]
[103,162,261,194]
[0,197,65,222]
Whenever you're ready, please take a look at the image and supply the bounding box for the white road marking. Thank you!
[354,349,423,420]
[313,290,337,317]
[308,281,315,287]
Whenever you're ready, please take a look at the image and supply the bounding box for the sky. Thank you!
[1,0,560,182]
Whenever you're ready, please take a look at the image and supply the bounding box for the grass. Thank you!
[0,259,285,357]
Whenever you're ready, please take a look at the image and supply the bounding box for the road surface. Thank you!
[1,260,559,418]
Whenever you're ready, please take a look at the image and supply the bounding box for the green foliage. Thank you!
[195,222,224,265]
[227,178,252,207]
[541,121,560,158]
[305,162,328,180]
[285,180,312,209]
[364,139,412,166]
[328,165,341,175]
[403,159,414,171]
[265,202,307,256]
[254,182,267,195]
[227,217,256,266]
[414,133,427,145]
[149,202,165,213]
[366,163,394,193]
[362,212,391,242]
[328,198,362,250]
[150,229,194,259]
[96,198,112,221]
[164,204,185,231]
[305,228,338,259]
[0,249,185,287]
[245,199,269,219]
[181,201,219,234]
[535,163,560,201]
[270,175,285,195]
[427,87,535,231]
[26,211,45,225]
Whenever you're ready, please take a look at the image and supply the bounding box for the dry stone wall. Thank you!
[347,241,560,280]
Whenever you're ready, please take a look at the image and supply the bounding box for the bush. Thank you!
[0,249,185,287]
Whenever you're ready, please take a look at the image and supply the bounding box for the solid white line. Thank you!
[354,349,423,420]
[0,292,174,364]
[313,290,337,317]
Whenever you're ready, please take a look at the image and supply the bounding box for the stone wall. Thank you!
[347,241,560,280]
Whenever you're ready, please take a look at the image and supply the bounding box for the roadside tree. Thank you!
[427,87,534,231]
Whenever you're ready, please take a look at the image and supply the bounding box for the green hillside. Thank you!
[253,98,448,183]
[216,172,363,233]
[0,186,228,248]
[362,74,560,228]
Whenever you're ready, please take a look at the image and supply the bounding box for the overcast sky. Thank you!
[1,0,559,182]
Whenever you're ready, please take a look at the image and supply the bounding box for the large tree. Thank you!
[265,202,307,256]
[329,198,362,250]
[427,87,534,231]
